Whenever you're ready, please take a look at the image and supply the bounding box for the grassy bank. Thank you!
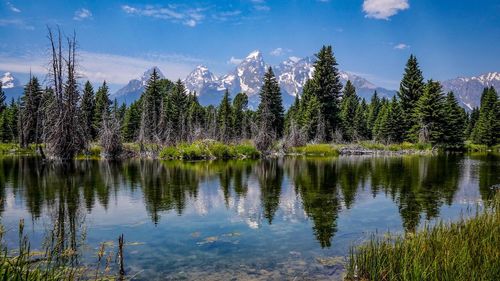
[345,193,500,281]
[159,140,260,160]
[288,143,341,156]
[0,143,38,156]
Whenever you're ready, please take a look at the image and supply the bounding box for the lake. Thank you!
[0,154,498,280]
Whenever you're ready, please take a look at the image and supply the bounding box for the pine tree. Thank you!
[373,97,404,143]
[472,87,499,146]
[373,99,389,142]
[339,80,359,141]
[300,45,343,139]
[81,81,95,139]
[167,80,188,144]
[93,81,111,139]
[217,89,233,142]
[122,100,141,142]
[0,82,6,113]
[411,80,446,145]
[353,99,370,140]
[232,92,248,140]
[398,55,425,140]
[186,93,205,141]
[139,69,162,143]
[19,76,43,147]
[465,107,479,140]
[442,92,466,149]
[258,67,284,138]
[285,94,300,135]
[367,91,381,139]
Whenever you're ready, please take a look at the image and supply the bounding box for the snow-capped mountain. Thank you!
[114,67,165,104]
[181,51,396,108]
[441,72,500,110]
[1,72,23,101]
[1,72,21,89]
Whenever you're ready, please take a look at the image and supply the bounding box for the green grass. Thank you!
[289,144,340,156]
[0,143,38,156]
[0,220,121,280]
[358,141,432,151]
[345,192,500,281]
[159,140,260,160]
[464,140,500,152]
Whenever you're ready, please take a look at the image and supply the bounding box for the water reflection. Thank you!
[0,154,498,249]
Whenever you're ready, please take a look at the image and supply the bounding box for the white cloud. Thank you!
[0,50,199,85]
[122,4,206,27]
[394,43,410,50]
[73,8,92,21]
[6,1,21,13]
[0,19,33,30]
[228,56,243,65]
[254,5,270,11]
[363,0,409,20]
[269,47,291,57]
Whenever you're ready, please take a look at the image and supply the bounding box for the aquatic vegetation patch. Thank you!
[345,192,500,281]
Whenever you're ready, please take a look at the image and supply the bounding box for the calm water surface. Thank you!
[0,154,498,280]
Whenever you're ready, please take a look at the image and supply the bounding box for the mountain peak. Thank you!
[141,66,165,81]
[1,72,21,89]
[246,50,262,60]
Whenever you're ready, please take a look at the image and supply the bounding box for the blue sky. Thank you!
[0,0,499,91]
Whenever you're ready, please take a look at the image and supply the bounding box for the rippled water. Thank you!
[0,154,498,280]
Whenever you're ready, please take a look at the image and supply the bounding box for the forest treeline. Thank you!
[0,29,499,159]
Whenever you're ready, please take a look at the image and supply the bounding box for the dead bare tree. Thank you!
[44,27,86,160]
[100,111,123,159]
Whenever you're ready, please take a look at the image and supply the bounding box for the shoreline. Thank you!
[1,141,498,160]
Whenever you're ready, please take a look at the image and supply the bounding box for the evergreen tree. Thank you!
[122,100,141,142]
[139,69,162,143]
[257,67,284,138]
[300,45,343,139]
[186,93,205,141]
[301,94,322,141]
[465,107,479,140]
[472,87,499,146]
[398,55,425,140]
[232,92,248,140]
[442,92,466,148]
[353,99,370,140]
[217,89,233,142]
[285,94,301,134]
[373,97,404,143]
[367,91,381,139]
[80,81,95,139]
[93,81,111,139]
[411,80,446,145]
[0,82,5,113]
[168,80,189,143]
[19,76,43,147]
[339,80,359,141]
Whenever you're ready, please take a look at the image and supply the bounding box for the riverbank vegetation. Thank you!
[345,192,500,281]
[0,28,498,160]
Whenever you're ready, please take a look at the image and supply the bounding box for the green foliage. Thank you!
[217,89,233,142]
[232,92,249,140]
[411,80,446,145]
[398,54,425,140]
[340,80,359,141]
[139,69,163,143]
[159,140,260,160]
[442,92,467,149]
[374,97,404,143]
[80,81,95,138]
[290,144,340,156]
[122,100,141,142]
[300,45,343,139]
[19,76,43,147]
[258,67,284,138]
[472,87,500,146]
[93,81,111,138]
[345,192,500,281]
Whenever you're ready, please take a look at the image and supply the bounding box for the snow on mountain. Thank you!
[1,72,21,89]
[1,72,24,101]
[441,72,500,110]
[113,67,164,104]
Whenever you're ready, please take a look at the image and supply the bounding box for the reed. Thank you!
[345,192,500,281]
